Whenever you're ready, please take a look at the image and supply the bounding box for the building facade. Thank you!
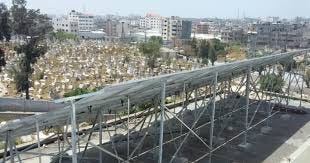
[221,28,247,43]
[196,22,209,34]
[103,19,118,37]
[103,19,130,38]
[253,22,305,49]
[52,17,79,34]
[52,10,94,34]
[69,10,95,31]
[162,16,182,41]
[139,13,163,32]
[181,20,192,40]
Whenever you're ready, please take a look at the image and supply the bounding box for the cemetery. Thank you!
[0,40,201,100]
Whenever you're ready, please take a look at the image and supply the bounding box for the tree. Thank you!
[210,39,227,65]
[11,0,52,37]
[259,74,284,93]
[209,42,217,66]
[199,39,209,65]
[14,36,47,99]
[149,36,163,45]
[11,0,28,36]
[211,39,226,55]
[304,69,310,88]
[0,3,11,41]
[139,36,163,71]
[191,37,199,56]
[0,48,5,72]
[10,0,52,99]
[26,9,53,37]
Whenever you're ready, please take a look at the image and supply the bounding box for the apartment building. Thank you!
[221,28,247,43]
[103,19,130,38]
[103,19,118,37]
[52,10,94,34]
[52,17,79,34]
[253,22,305,48]
[139,13,163,32]
[162,16,182,41]
[181,20,192,40]
[69,10,95,31]
[196,22,209,34]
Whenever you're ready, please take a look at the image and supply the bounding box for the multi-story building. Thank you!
[103,19,118,37]
[181,20,192,40]
[52,17,79,34]
[139,13,163,32]
[162,16,182,41]
[221,28,247,43]
[196,22,209,34]
[69,10,95,31]
[116,21,130,38]
[103,19,130,38]
[52,10,94,34]
[253,22,305,49]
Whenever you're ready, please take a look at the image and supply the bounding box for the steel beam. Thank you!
[158,82,166,163]
[209,72,218,163]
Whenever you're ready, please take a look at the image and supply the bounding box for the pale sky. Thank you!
[2,0,310,18]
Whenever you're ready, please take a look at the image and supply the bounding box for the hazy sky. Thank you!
[2,0,310,18]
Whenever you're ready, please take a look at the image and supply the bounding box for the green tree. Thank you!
[259,74,284,93]
[0,3,11,41]
[211,39,226,55]
[139,36,163,71]
[209,42,217,66]
[199,40,209,65]
[191,37,199,56]
[10,0,52,99]
[26,9,52,37]
[11,0,52,37]
[11,0,28,36]
[14,36,47,99]
[0,48,5,72]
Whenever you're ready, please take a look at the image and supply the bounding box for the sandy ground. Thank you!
[0,82,6,97]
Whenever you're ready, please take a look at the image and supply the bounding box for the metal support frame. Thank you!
[99,109,103,163]
[158,82,166,163]
[2,50,310,163]
[244,66,251,145]
[35,117,42,163]
[70,100,78,163]
[127,97,131,160]
[209,72,218,163]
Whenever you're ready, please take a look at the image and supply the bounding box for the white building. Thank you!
[69,10,95,31]
[139,13,163,32]
[162,16,182,41]
[52,17,79,34]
